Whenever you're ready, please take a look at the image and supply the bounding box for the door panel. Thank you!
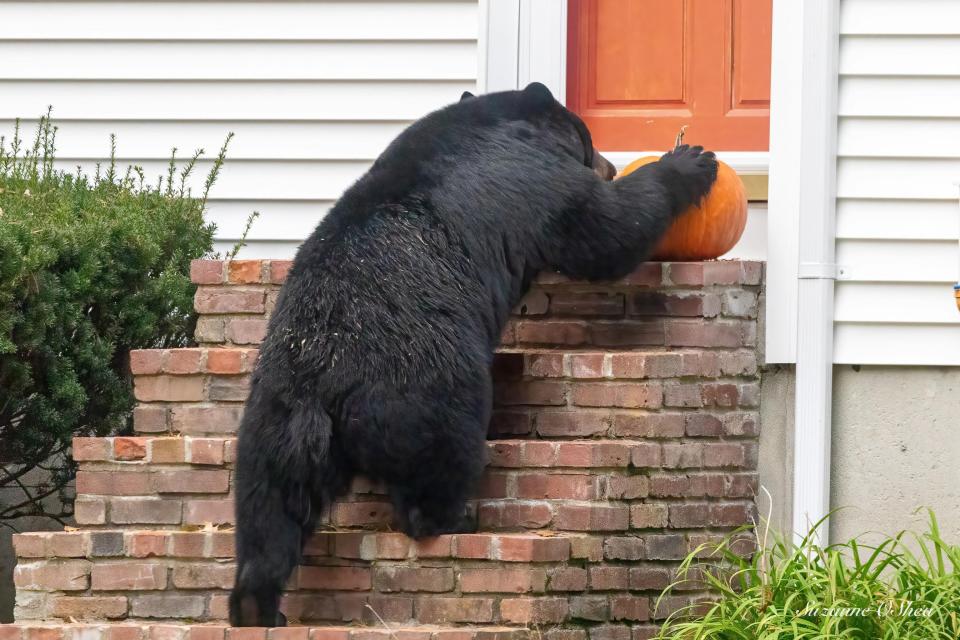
[567,0,771,151]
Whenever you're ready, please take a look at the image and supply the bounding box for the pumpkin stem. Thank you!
[674,125,688,149]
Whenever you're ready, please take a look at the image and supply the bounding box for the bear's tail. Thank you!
[230,388,334,626]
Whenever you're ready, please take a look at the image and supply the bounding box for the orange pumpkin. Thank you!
[617,136,747,261]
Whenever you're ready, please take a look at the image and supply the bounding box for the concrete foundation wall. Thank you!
[758,365,960,543]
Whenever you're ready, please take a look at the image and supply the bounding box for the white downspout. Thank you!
[791,0,841,544]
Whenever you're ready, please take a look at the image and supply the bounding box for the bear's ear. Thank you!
[460,91,475,101]
[520,82,555,110]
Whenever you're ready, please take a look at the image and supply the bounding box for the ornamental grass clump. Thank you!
[657,511,960,639]
[0,114,222,523]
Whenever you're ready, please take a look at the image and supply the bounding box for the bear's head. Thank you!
[460,83,616,181]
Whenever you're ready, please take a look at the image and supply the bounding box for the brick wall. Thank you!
[5,259,763,640]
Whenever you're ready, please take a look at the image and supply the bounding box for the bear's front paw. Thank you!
[659,144,719,204]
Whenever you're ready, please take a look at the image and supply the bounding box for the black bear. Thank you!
[229,83,717,626]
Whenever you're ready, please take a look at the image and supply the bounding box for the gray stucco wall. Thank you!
[758,365,960,544]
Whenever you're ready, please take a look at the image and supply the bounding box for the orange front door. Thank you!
[567,0,772,152]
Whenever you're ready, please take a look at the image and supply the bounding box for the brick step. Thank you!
[12,529,703,629]
[0,624,538,640]
[129,347,759,437]
[71,436,756,531]
[188,259,762,350]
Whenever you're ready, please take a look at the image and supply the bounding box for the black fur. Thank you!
[229,83,717,626]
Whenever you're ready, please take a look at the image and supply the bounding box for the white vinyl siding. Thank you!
[0,1,479,257]
[834,0,960,365]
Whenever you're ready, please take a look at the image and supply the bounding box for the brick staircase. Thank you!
[5,259,763,640]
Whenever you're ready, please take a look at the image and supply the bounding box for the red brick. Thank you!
[496,536,570,562]
[515,321,588,346]
[605,475,650,500]
[629,565,671,591]
[191,260,224,284]
[536,411,608,437]
[190,628,228,640]
[666,263,703,286]
[630,442,662,468]
[602,537,645,561]
[621,262,663,286]
[644,534,687,560]
[171,406,243,435]
[663,383,703,408]
[53,596,128,620]
[172,564,235,589]
[590,321,663,347]
[477,502,553,529]
[685,414,723,436]
[703,443,746,468]
[630,504,669,528]
[268,260,293,284]
[268,630,307,640]
[494,381,566,406]
[525,352,565,378]
[703,261,744,285]
[130,350,165,375]
[186,438,224,465]
[570,536,604,561]
[568,353,606,379]
[556,504,629,531]
[133,405,170,433]
[453,534,493,559]
[611,413,684,438]
[170,532,205,557]
[701,383,739,407]
[665,320,743,348]
[149,438,186,463]
[661,443,704,468]
[589,566,629,591]
[134,375,205,402]
[460,567,546,593]
[570,383,662,409]
[710,502,754,527]
[500,598,568,624]
[109,498,182,525]
[668,503,711,528]
[550,292,624,316]
[475,472,509,499]
[205,349,244,374]
[488,410,532,437]
[48,533,85,558]
[128,532,169,558]
[12,533,47,558]
[373,566,453,592]
[547,567,588,591]
[226,318,267,345]
[722,412,759,436]
[557,442,630,467]
[183,499,234,526]
[516,474,598,500]
[227,260,263,284]
[210,532,236,557]
[226,630,266,640]
[166,349,203,374]
[114,437,148,460]
[72,437,111,461]
[24,629,64,640]
[91,563,166,590]
[77,471,151,496]
[611,596,650,621]
[330,501,392,528]
[153,470,229,494]
[195,289,265,314]
[416,598,495,624]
